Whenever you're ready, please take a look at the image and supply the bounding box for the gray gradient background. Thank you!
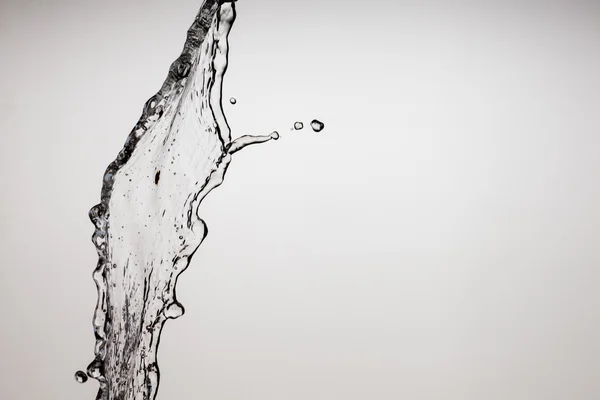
[1,0,599,399]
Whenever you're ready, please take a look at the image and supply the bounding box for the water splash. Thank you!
[82,2,281,399]
[310,119,325,132]
[294,121,304,130]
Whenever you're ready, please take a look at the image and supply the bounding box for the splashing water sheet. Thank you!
[78,1,318,399]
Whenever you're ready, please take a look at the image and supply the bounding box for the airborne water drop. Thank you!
[229,97,237,104]
[310,119,325,132]
[294,121,304,130]
[74,370,88,384]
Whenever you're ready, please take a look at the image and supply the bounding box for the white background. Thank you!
[0,0,599,399]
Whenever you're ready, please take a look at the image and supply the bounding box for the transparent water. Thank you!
[311,119,325,132]
[79,1,322,399]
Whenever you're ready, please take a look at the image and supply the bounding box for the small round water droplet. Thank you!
[310,119,325,132]
[74,371,88,384]
[270,131,280,140]
[229,97,237,104]
[294,121,304,130]
[165,302,184,319]
[87,360,103,379]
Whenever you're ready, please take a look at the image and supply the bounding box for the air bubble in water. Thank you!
[294,121,304,130]
[310,119,325,132]
[229,97,237,104]
[74,371,88,384]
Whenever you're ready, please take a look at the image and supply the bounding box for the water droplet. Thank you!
[87,360,103,379]
[229,97,237,104]
[310,119,325,132]
[74,371,88,384]
[165,302,184,319]
[270,131,280,140]
[293,121,304,130]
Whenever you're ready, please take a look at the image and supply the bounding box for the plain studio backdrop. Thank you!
[0,0,599,399]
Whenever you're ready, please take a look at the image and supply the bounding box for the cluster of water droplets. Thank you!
[292,119,325,132]
[228,97,325,134]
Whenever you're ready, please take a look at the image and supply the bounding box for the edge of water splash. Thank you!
[85,0,231,397]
